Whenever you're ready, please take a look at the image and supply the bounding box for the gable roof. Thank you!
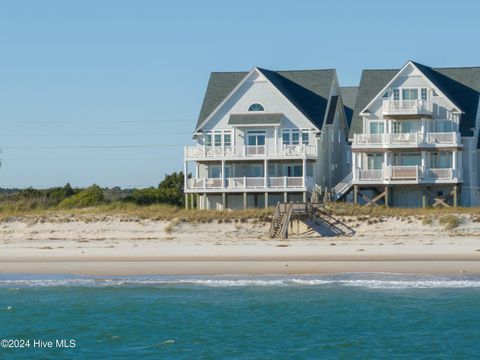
[349,62,480,140]
[195,68,335,131]
[325,95,339,125]
[340,86,358,127]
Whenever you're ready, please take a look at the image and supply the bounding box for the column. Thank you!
[453,185,458,208]
[196,193,200,209]
[264,159,268,189]
[243,192,247,210]
[222,192,226,210]
[184,161,188,190]
[284,192,288,203]
[302,158,307,188]
[265,192,268,209]
[274,127,278,154]
[203,193,207,210]
[453,150,457,170]
[384,186,389,208]
[303,192,307,203]
[353,185,358,205]
[221,160,225,189]
[185,193,188,209]
[352,152,357,180]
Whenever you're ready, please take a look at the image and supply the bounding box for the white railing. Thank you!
[354,134,384,145]
[187,177,310,190]
[426,132,458,144]
[390,165,419,180]
[353,166,461,183]
[245,177,265,188]
[358,169,383,181]
[353,132,459,147]
[286,177,303,187]
[184,144,317,158]
[383,99,431,114]
[426,168,453,180]
[387,132,419,145]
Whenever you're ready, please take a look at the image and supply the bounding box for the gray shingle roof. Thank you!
[228,113,282,126]
[348,69,397,139]
[340,86,358,127]
[195,68,335,131]
[325,96,339,125]
[349,62,480,143]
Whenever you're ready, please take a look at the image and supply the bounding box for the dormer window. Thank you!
[248,103,265,112]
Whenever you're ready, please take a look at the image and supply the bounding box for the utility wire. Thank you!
[0,132,192,136]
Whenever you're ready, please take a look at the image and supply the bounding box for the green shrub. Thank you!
[59,185,105,208]
[438,215,461,230]
[125,187,182,206]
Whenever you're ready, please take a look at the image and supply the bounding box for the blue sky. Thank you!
[1,0,479,188]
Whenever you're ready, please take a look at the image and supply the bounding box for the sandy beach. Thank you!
[1,214,480,275]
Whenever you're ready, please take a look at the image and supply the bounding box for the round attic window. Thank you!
[248,103,265,112]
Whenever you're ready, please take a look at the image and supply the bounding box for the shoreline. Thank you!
[1,214,480,276]
[1,258,480,276]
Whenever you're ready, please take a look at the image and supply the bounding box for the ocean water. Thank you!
[1,273,480,359]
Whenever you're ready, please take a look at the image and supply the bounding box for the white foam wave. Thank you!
[1,275,480,289]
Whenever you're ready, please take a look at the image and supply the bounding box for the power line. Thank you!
[0,132,192,137]
[1,119,193,124]
[2,144,184,149]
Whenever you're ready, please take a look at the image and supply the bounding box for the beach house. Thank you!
[183,67,353,209]
[346,61,480,207]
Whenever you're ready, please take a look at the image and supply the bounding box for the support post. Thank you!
[243,192,247,210]
[222,192,226,210]
[265,192,268,209]
[284,192,288,203]
[264,159,268,189]
[453,185,458,208]
[203,193,207,210]
[221,160,225,190]
[185,193,188,209]
[303,191,307,203]
[353,185,358,205]
[422,193,427,208]
[196,193,200,209]
[384,186,389,208]
[302,158,307,188]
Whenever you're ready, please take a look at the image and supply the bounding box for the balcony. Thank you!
[383,99,432,117]
[354,166,462,184]
[352,132,461,149]
[184,144,317,159]
[185,176,314,192]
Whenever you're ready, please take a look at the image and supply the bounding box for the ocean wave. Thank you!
[2,274,480,289]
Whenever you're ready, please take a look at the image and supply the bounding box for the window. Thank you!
[209,166,221,178]
[247,131,266,146]
[369,121,384,134]
[292,130,300,145]
[382,91,388,98]
[393,89,400,101]
[302,131,309,145]
[283,129,309,145]
[285,165,303,177]
[421,88,428,101]
[402,88,418,101]
[367,154,383,170]
[435,120,453,132]
[205,133,212,146]
[431,152,452,168]
[394,153,421,166]
[248,103,264,112]
[392,122,402,134]
[224,132,231,146]
[214,132,222,147]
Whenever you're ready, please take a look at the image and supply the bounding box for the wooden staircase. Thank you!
[269,202,293,239]
[269,202,354,238]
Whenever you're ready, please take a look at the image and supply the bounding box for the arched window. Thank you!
[248,103,265,112]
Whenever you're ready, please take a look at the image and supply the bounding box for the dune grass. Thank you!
[0,200,478,223]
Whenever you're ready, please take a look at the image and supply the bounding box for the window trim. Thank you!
[247,103,265,112]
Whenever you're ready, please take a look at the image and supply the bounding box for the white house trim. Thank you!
[195,67,321,134]
[359,61,462,116]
